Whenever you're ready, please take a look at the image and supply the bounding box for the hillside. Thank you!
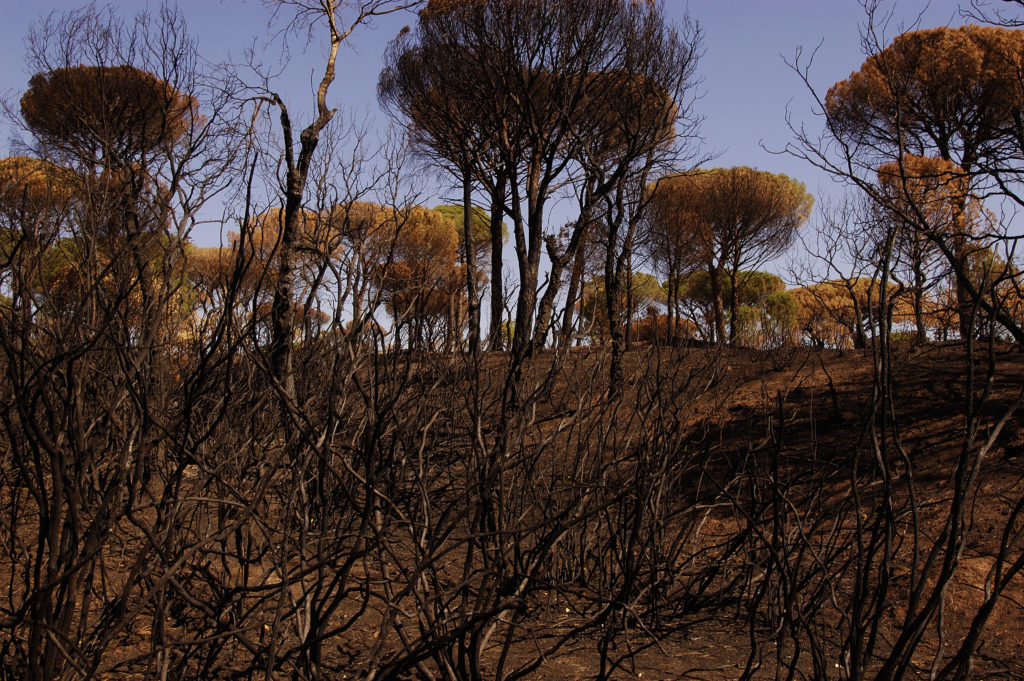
[7,341,1022,680]
[472,342,1024,679]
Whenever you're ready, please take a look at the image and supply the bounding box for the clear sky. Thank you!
[0,0,970,247]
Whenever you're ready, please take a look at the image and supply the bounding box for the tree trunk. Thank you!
[606,216,624,396]
[606,267,624,395]
[624,248,633,351]
[270,176,305,399]
[606,280,625,396]
[710,266,726,345]
[462,169,480,356]
[561,239,587,348]
[849,285,867,350]
[913,259,928,343]
[488,177,506,351]
[727,267,739,346]
[532,240,567,350]
[955,245,973,341]
[511,156,543,358]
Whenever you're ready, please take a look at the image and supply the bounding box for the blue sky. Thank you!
[0,0,970,250]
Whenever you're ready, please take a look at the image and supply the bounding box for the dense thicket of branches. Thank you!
[0,2,1023,681]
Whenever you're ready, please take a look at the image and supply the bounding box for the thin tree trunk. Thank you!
[625,248,633,351]
[710,266,726,345]
[462,169,480,356]
[270,181,304,399]
[727,266,739,345]
[954,243,973,341]
[606,209,624,395]
[511,156,543,358]
[488,177,506,351]
[913,259,928,343]
[532,241,567,350]
[606,266,624,394]
[561,239,587,348]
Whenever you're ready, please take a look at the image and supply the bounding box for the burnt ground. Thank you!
[479,342,1024,679]
[4,342,1023,680]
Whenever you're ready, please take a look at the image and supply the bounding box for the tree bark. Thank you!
[913,253,929,343]
[606,254,625,396]
[532,237,568,350]
[560,236,587,348]
[511,154,543,358]
[727,267,739,345]
[624,248,633,351]
[488,177,507,351]
[462,168,480,355]
[710,265,726,345]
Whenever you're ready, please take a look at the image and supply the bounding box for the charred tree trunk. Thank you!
[511,155,544,358]
[727,266,739,345]
[270,164,305,399]
[488,176,507,351]
[462,168,480,356]
[912,252,929,343]
[605,258,625,395]
[533,239,569,350]
[560,238,587,348]
[710,265,726,345]
[624,248,634,351]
